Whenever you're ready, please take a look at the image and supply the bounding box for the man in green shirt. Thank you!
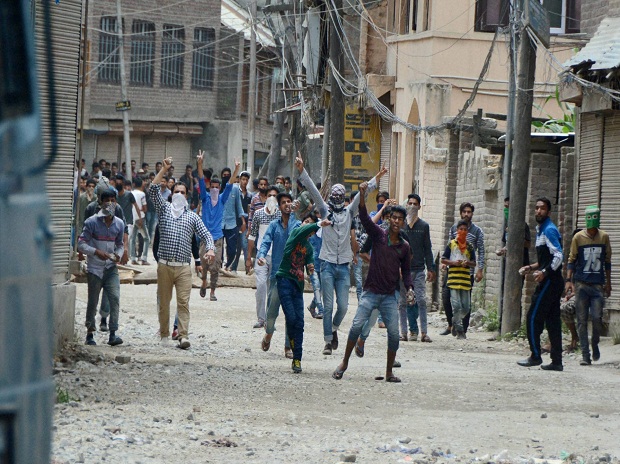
[276,214,323,373]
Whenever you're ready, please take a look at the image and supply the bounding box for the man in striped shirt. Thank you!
[150,157,215,350]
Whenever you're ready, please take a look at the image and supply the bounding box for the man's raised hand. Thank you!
[358,181,368,195]
[376,161,388,179]
[163,157,173,171]
[295,154,304,173]
[197,150,205,165]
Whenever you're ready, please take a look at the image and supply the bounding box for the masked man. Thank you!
[295,155,388,355]
[565,205,612,365]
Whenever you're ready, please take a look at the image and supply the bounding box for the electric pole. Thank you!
[498,5,517,327]
[329,0,344,185]
[501,26,537,334]
[247,0,257,176]
[116,0,131,178]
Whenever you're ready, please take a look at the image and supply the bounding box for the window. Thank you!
[541,0,580,34]
[192,28,215,89]
[161,24,185,88]
[474,0,509,32]
[130,21,155,86]
[98,17,120,82]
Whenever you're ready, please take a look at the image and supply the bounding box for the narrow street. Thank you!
[52,281,620,463]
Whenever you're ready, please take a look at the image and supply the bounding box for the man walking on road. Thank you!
[401,193,436,342]
[565,205,612,365]
[256,191,300,359]
[296,156,388,355]
[78,189,125,347]
[440,202,485,336]
[247,187,280,328]
[332,180,414,383]
[517,197,564,371]
[150,157,215,350]
[196,151,241,301]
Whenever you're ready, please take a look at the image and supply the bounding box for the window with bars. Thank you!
[192,27,215,89]
[161,24,185,88]
[98,16,120,83]
[130,20,155,86]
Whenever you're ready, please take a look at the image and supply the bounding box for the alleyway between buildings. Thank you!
[52,281,620,463]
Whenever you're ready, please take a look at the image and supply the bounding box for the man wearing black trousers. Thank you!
[517,197,564,371]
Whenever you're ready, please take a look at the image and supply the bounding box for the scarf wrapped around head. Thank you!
[328,184,346,212]
[171,193,188,218]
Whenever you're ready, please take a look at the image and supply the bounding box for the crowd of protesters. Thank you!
[74,152,612,378]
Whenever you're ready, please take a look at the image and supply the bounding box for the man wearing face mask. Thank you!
[196,151,241,301]
[149,157,215,350]
[295,155,388,355]
[248,176,270,231]
[440,202,485,336]
[400,193,436,342]
[247,186,281,328]
[565,205,612,366]
[78,189,125,347]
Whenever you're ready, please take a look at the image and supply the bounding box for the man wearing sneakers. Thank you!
[565,205,612,366]
[517,197,564,371]
[150,156,215,350]
[78,189,125,347]
[296,155,388,355]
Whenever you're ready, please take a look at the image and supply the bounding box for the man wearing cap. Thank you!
[295,155,388,355]
[565,205,612,365]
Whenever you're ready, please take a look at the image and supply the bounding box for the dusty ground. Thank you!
[52,277,620,464]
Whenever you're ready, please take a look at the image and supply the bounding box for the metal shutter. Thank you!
[120,135,143,166]
[576,113,603,228]
[35,0,83,281]
[379,120,391,192]
[166,137,192,168]
[97,135,120,163]
[600,113,620,310]
[143,136,167,170]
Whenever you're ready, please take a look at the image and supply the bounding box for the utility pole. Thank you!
[329,0,344,185]
[116,0,131,178]
[498,5,517,327]
[322,105,331,184]
[247,0,257,176]
[501,25,537,334]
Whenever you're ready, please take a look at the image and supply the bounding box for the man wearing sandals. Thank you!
[332,181,415,383]
[196,151,241,301]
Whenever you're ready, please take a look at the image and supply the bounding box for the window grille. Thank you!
[98,16,120,82]
[161,24,185,88]
[192,28,215,89]
[130,20,155,86]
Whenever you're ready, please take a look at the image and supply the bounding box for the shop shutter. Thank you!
[120,134,144,166]
[165,137,192,168]
[599,113,620,310]
[576,113,603,228]
[143,136,167,170]
[96,135,120,163]
[379,120,391,192]
[35,0,83,281]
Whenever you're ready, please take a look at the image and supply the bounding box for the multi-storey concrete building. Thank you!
[79,0,278,175]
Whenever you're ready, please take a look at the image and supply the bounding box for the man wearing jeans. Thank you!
[295,156,388,355]
[332,181,414,382]
[129,177,150,265]
[400,193,436,342]
[257,192,299,358]
[78,189,125,347]
[221,173,244,274]
[565,205,612,365]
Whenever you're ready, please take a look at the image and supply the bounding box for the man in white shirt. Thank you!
[130,177,151,265]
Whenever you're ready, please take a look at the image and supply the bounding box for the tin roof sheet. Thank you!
[564,17,620,70]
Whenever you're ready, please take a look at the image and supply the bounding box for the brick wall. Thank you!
[579,0,620,36]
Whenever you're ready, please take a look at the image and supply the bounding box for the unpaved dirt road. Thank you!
[52,281,620,463]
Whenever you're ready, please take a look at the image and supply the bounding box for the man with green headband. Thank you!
[565,205,612,365]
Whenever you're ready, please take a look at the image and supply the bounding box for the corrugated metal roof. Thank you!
[221,0,276,48]
[564,17,620,70]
